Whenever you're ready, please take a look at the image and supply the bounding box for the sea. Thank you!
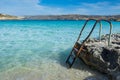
[0,20,119,80]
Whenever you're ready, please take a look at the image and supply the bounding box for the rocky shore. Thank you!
[81,33,120,80]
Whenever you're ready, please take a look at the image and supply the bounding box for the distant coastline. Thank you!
[0,14,23,20]
[0,13,120,21]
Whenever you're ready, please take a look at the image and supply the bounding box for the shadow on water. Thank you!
[58,48,108,80]
[58,48,89,70]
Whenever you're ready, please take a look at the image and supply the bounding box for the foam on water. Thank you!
[0,20,119,80]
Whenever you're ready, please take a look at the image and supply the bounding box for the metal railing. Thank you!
[77,19,113,46]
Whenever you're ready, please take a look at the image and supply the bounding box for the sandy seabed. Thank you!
[0,59,108,80]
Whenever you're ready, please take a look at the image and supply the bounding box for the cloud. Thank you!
[0,0,67,15]
[0,0,120,15]
[75,2,120,15]
[111,3,120,10]
[0,0,43,15]
[81,2,110,9]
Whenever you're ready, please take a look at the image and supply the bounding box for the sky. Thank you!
[0,0,120,16]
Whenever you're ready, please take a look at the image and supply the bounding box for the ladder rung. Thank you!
[76,41,81,45]
[67,60,72,65]
[72,51,76,56]
[66,42,81,68]
[73,48,78,52]
[82,49,86,52]
[70,54,75,59]
[66,58,76,68]
[66,54,75,63]
[74,47,86,53]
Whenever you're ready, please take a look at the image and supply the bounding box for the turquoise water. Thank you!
[0,20,119,80]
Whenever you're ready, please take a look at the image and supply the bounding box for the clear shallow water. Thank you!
[0,20,119,80]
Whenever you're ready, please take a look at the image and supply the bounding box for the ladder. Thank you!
[66,19,98,68]
[66,41,84,68]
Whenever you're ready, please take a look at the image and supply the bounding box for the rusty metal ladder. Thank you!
[66,19,98,68]
[66,19,113,68]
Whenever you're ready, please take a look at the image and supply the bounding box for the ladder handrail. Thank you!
[77,19,98,42]
[82,20,98,44]
[99,21,102,42]
[100,20,112,46]
[66,19,113,68]
[77,19,112,46]
[77,20,88,41]
[77,20,98,56]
